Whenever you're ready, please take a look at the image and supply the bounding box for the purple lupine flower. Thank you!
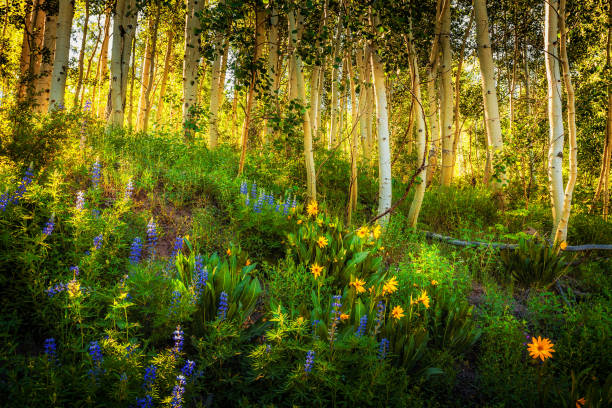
[146,219,158,259]
[170,375,186,408]
[328,295,342,344]
[93,234,103,250]
[44,338,57,361]
[217,291,229,320]
[1,191,10,211]
[168,291,181,316]
[170,236,183,259]
[91,161,102,188]
[42,216,55,236]
[172,326,184,355]
[374,300,385,335]
[125,178,134,200]
[240,181,248,195]
[129,237,143,264]
[251,182,257,199]
[311,319,320,340]
[47,283,67,297]
[76,191,85,210]
[89,341,103,366]
[304,350,315,374]
[181,360,196,378]
[69,266,79,277]
[193,255,208,301]
[356,315,367,337]
[378,338,390,360]
[12,167,34,204]
[143,364,157,389]
[136,395,153,408]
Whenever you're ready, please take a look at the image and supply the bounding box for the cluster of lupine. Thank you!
[129,237,143,264]
[167,236,183,271]
[69,266,79,277]
[168,291,182,316]
[191,255,208,302]
[374,300,385,335]
[172,326,184,355]
[1,167,34,211]
[93,233,103,250]
[355,315,368,337]
[88,341,104,377]
[76,191,85,210]
[136,395,153,408]
[328,295,342,344]
[91,209,100,218]
[136,364,157,408]
[170,375,186,408]
[42,216,55,236]
[378,338,390,360]
[239,181,297,214]
[91,161,102,188]
[146,219,158,259]
[47,281,68,297]
[125,178,134,200]
[304,350,315,374]
[217,291,229,320]
[44,338,57,364]
[311,319,320,340]
[181,360,196,377]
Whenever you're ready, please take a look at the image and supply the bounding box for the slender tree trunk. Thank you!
[218,40,229,106]
[138,13,159,132]
[474,0,506,190]
[370,40,392,224]
[35,0,58,112]
[439,1,454,186]
[328,17,342,149]
[406,32,429,228]
[208,33,225,147]
[127,35,136,128]
[27,0,45,101]
[95,7,111,117]
[17,1,33,101]
[264,3,280,139]
[544,0,565,230]
[347,50,360,222]
[48,0,74,111]
[81,14,102,107]
[156,28,175,122]
[73,0,89,107]
[553,0,578,243]
[182,0,204,139]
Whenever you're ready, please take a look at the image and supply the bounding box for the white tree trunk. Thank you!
[156,28,175,122]
[35,0,58,113]
[208,37,224,147]
[264,4,280,139]
[440,2,454,186]
[182,0,204,139]
[328,18,342,149]
[48,0,74,111]
[370,46,392,224]
[474,0,505,190]
[95,8,111,117]
[544,0,565,229]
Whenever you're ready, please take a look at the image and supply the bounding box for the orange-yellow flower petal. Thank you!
[310,263,324,279]
[349,278,366,294]
[317,236,328,248]
[527,336,555,361]
[382,276,399,296]
[391,305,405,320]
[306,201,318,217]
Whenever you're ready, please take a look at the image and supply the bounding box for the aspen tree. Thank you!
[137,12,160,132]
[48,0,74,111]
[156,27,176,122]
[73,0,90,106]
[208,24,225,147]
[328,16,342,149]
[182,0,204,139]
[95,7,111,117]
[35,0,58,112]
[474,0,505,190]
[439,2,454,186]
[264,2,280,139]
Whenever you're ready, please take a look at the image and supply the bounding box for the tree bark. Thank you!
[34,0,58,112]
[95,6,111,117]
[17,1,33,101]
[264,3,280,139]
[137,12,160,132]
[328,16,342,149]
[208,33,225,147]
[544,0,565,229]
[156,28,176,122]
[439,1,454,186]
[474,0,506,190]
[73,0,89,107]
[182,0,204,140]
[48,0,74,111]
[81,14,102,107]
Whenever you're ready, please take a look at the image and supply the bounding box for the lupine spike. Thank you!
[129,237,143,264]
[304,350,315,374]
[217,291,229,320]
[42,215,55,236]
[146,219,158,259]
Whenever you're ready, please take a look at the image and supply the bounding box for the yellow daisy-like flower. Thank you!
[372,224,382,239]
[317,236,328,248]
[310,263,324,279]
[316,218,323,227]
[67,279,81,298]
[245,259,251,266]
[417,290,430,309]
[382,276,399,296]
[306,201,318,217]
[576,397,586,408]
[340,313,350,321]
[349,278,366,294]
[356,226,369,239]
[226,248,232,256]
[560,241,568,250]
[527,336,555,361]
[391,305,405,320]
[297,219,303,224]
[431,280,439,286]
[379,246,385,251]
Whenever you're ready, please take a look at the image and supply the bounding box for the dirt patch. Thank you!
[467,282,486,307]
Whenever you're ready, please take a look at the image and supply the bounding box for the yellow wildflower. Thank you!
[226,248,232,256]
[391,305,405,320]
[382,276,399,296]
[560,241,568,250]
[317,236,328,248]
[245,259,251,266]
[576,398,586,408]
[306,201,318,217]
[340,313,350,321]
[527,336,555,361]
[349,278,366,294]
[372,224,382,239]
[431,280,439,286]
[310,263,324,279]
[356,226,369,239]
[67,280,81,298]
[417,290,430,309]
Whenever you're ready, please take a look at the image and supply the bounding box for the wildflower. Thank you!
[356,315,367,337]
[431,280,439,286]
[245,259,251,266]
[93,234,103,250]
[169,291,182,315]
[391,305,405,320]
[240,181,248,195]
[42,216,55,236]
[0,191,9,211]
[67,279,81,298]
[527,336,555,361]
[283,195,291,215]
[306,201,318,217]
[125,178,134,200]
[12,167,34,205]
[297,219,303,225]
[378,338,390,360]
[576,397,586,408]
[217,291,229,320]
[88,341,103,366]
[560,241,568,250]
[44,338,57,361]
[170,375,186,408]
[226,248,231,256]
[130,237,143,264]
[193,255,208,300]
[69,265,79,277]
[170,236,183,259]
[311,319,320,339]
[349,278,366,294]
[91,161,102,188]
[372,224,382,239]
[47,283,66,297]
[136,395,153,408]
[340,313,349,321]
[251,182,257,199]
[146,219,158,259]
[374,301,385,335]
[317,236,328,248]
[416,290,430,309]
[265,344,271,353]
[382,276,399,296]
[356,226,369,239]
[310,263,324,279]
[291,196,297,210]
[172,326,184,355]
[76,191,85,210]
[304,350,315,374]
[181,360,196,378]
